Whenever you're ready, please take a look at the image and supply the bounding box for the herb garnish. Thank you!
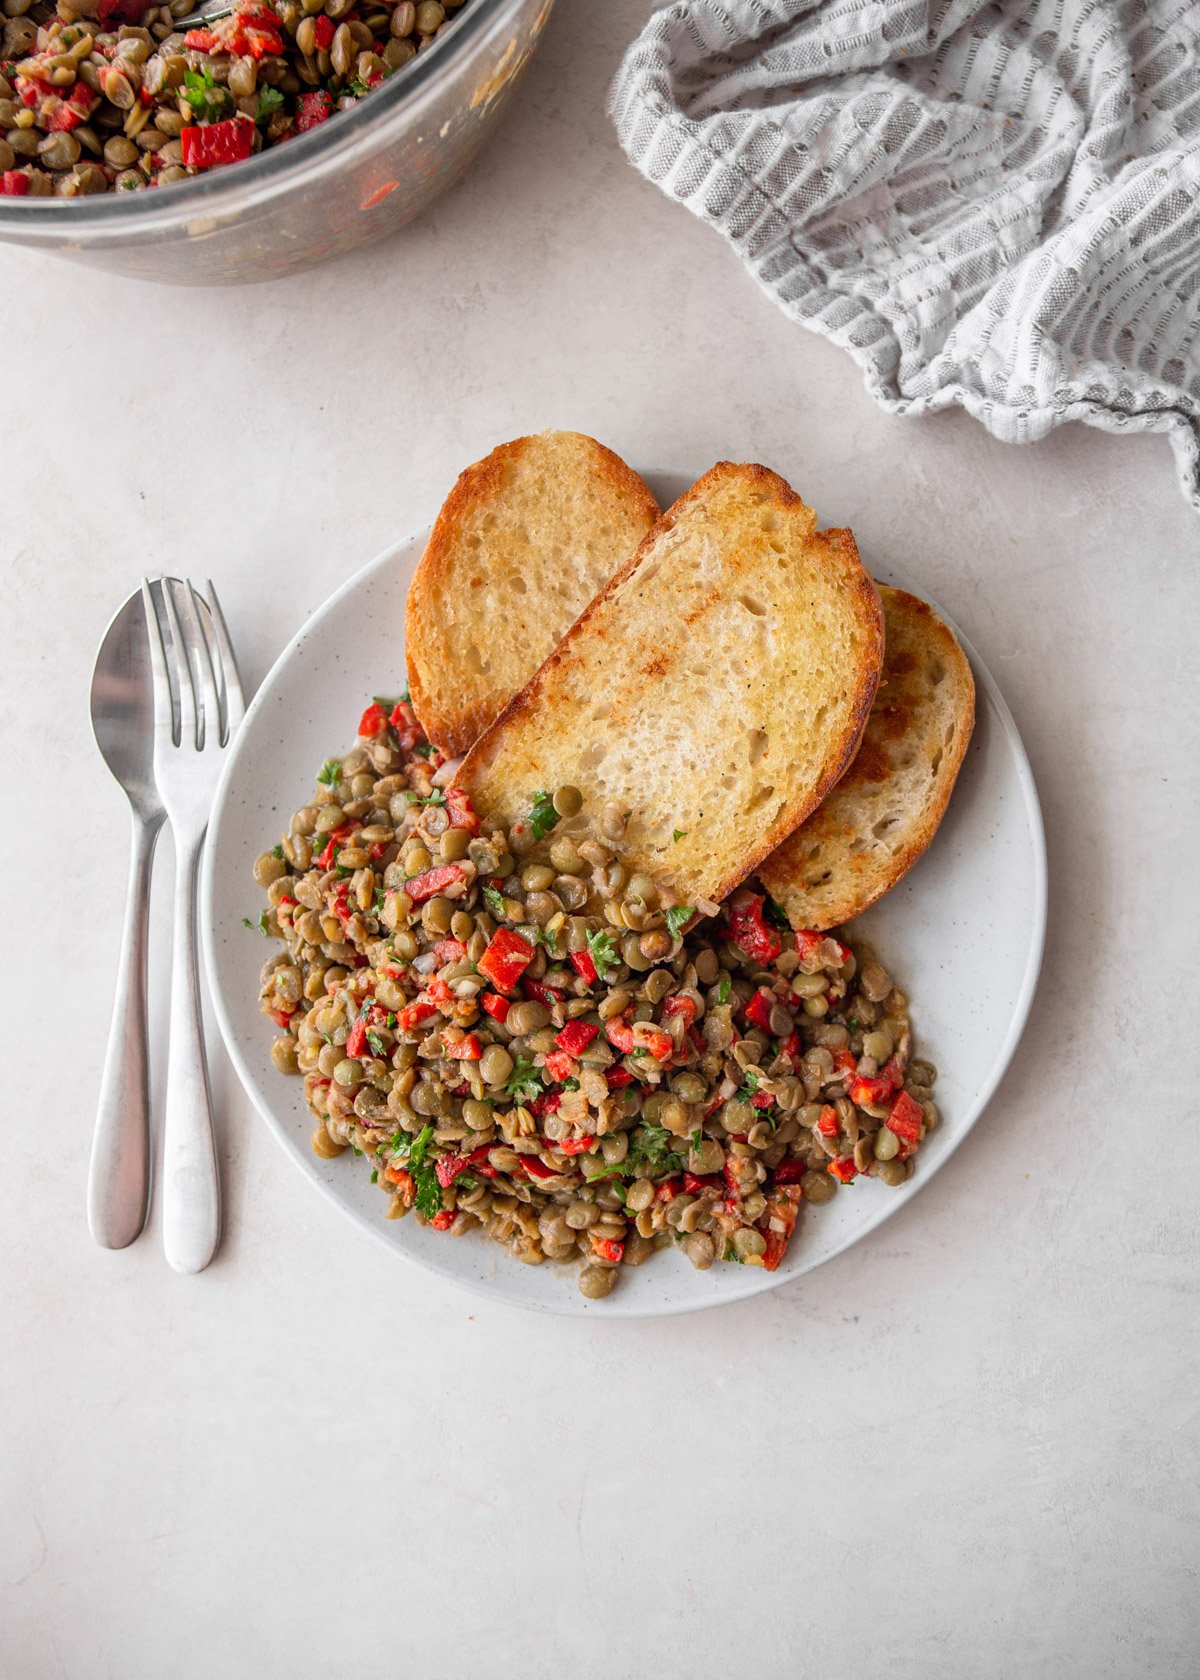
[316,759,341,787]
[716,976,732,1005]
[585,927,618,981]
[505,1056,544,1104]
[665,904,694,938]
[243,911,270,935]
[528,790,559,841]
[482,883,508,920]
[672,829,688,843]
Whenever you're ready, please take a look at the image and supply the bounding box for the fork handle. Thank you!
[88,811,162,1249]
[162,830,221,1274]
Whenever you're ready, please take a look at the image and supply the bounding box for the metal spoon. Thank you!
[88,589,167,1250]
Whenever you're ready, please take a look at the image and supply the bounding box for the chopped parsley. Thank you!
[346,73,370,96]
[672,829,688,843]
[505,1056,544,1104]
[242,911,270,935]
[388,1124,440,1217]
[256,85,284,125]
[628,1124,685,1176]
[562,1077,580,1092]
[585,927,618,981]
[763,893,791,930]
[370,1169,378,1183]
[482,883,508,920]
[723,1241,742,1264]
[414,742,435,758]
[739,1070,760,1096]
[716,976,732,1005]
[365,1029,386,1058]
[528,790,559,841]
[665,904,694,938]
[405,788,446,807]
[316,758,342,787]
[691,1128,703,1151]
[271,844,284,860]
[181,66,225,122]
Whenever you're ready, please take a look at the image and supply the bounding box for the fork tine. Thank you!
[204,578,245,734]
[160,577,198,751]
[141,578,176,746]
[177,579,222,751]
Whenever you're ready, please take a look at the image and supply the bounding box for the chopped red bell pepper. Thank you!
[569,949,598,985]
[684,1172,722,1194]
[97,0,153,21]
[745,988,775,1033]
[726,887,783,964]
[794,928,853,968]
[480,992,510,1023]
[833,1049,859,1083]
[886,1089,924,1152]
[761,1183,802,1269]
[268,1007,294,1029]
[523,976,563,1007]
[406,863,467,903]
[655,1177,682,1201]
[179,116,255,170]
[555,1019,599,1056]
[780,1029,802,1067]
[445,788,480,833]
[313,11,334,48]
[529,1091,561,1119]
[555,1134,596,1156]
[816,1105,840,1137]
[368,840,389,861]
[431,938,466,966]
[45,82,94,130]
[1,171,29,196]
[590,1236,624,1264]
[345,1018,368,1058]
[773,1158,806,1184]
[849,1071,897,1107]
[827,1156,858,1182]
[750,1090,775,1110]
[631,1023,673,1062]
[382,1165,414,1202]
[435,1154,469,1188]
[430,1209,455,1230]
[316,820,359,869]
[294,89,332,132]
[543,1050,577,1083]
[605,1066,634,1089]
[426,978,454,1006]
[605,1014,635,1054]
[395,997,439,1030]
[518,1155,561,1181]
[660,993,697,1028]
[477,927,535,992]
[466,1145,498,1179]
[443,1032,481,1060]
[357,700,386,737]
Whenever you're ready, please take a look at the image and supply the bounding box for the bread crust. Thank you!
[759,586,975,928]
[406,432,660,756]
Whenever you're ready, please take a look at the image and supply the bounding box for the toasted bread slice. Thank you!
[758,586,975,929]
[458,462,884,906]
[406,431,660,756]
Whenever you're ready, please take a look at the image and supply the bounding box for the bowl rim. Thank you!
[0,0,531,236]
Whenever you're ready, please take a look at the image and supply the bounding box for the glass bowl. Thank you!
[0,0,554,286]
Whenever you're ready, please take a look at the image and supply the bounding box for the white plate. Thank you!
[202,471,1047,1317]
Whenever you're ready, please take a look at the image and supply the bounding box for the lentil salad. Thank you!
[251,697,940,1299]
[0,0,467,197]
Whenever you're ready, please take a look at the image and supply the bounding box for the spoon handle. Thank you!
[161,831,221,1274]
[88,812,162,1249]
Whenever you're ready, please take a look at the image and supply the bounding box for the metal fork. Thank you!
[142,578,245,1274]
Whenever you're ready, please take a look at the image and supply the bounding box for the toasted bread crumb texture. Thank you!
[460,462,884,906]
[406,431,660,756]
[759,587,975,929]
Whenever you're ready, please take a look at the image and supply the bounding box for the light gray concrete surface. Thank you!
[2,3,1197,1676]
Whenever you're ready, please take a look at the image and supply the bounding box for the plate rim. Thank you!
[201,483,1047,1318]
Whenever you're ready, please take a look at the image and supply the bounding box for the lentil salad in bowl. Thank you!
[200,472,1048,1315]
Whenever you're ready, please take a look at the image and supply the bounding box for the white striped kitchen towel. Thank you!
[610,0,1200,511]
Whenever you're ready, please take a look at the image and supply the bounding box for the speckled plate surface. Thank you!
[201,471,1047,1316]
